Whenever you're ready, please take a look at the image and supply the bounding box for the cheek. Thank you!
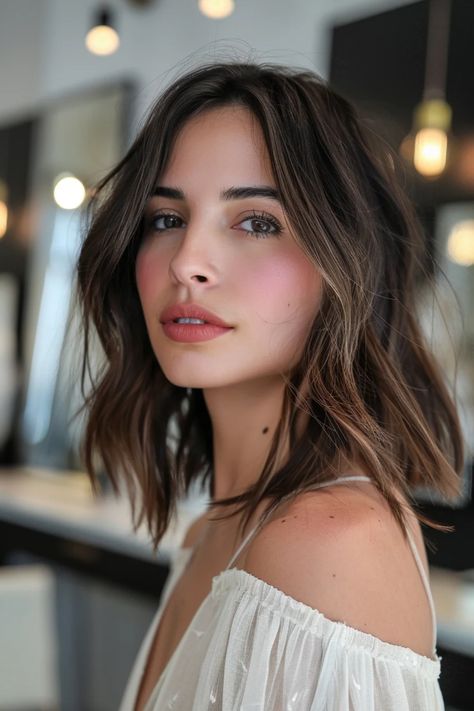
[135,247,167,306]
[246,250,321,324]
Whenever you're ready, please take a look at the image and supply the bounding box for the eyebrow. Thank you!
[150,185,282,203]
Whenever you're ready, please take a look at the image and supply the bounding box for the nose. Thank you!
[168,220,217,287]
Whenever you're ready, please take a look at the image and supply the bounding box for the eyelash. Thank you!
[146,209,283,240]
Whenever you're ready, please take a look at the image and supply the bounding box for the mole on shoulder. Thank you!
[262,426,269,434]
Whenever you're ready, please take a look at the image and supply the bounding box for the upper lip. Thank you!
[160,303,233,327]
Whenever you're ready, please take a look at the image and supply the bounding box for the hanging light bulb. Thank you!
[446,220,474,267]
[198,0,235,19]
[53,173,86,210]
[0,180,8,239]
[413,98,452,176]
[85,6,120,56]
[400,0,453,178]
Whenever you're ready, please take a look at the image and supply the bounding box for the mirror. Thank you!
[415,200,474,505]
[0,81,133,471]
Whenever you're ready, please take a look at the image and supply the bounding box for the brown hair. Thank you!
[74,58,465,552]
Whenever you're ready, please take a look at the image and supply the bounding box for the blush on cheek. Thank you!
[249,253,316,316]
[135,248,167,303]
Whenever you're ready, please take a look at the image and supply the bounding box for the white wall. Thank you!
[0,0,414,129]
[0,0,49,123]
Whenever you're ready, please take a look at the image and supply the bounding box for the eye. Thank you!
[148,213,185,231]
[238,211,283,239]
[144,209,283,240]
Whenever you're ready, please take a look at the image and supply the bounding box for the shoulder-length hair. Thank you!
[74,59,465,552]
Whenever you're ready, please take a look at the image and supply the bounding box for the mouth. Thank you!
[167,319,234,329]
[159,303,233,328]
[171,319,209,324]
[160,317,233,328]
[161,319,234,343]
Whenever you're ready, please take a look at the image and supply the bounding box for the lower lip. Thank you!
[161,321,234,342]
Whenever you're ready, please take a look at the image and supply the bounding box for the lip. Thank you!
[160,302,233,328]
[161,321,233,343]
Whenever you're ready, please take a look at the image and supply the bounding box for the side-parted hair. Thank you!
[74,59,465,551]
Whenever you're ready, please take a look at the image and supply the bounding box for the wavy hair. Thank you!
[74,59,465,552]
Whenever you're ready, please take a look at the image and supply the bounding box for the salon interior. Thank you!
[0,0,473,709]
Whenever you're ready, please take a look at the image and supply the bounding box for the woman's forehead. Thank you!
[160,107,273,186]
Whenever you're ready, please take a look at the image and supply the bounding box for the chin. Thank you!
[160,368,244,390]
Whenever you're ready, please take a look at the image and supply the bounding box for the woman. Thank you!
[75,59,464,710]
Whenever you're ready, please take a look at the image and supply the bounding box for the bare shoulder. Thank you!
[242,482,435,657]
[242,482,391,593]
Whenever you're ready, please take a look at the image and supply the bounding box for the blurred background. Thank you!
[0,0,473,709]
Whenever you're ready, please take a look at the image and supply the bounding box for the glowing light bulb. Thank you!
[407,99,452,177]
[0,200,7,238]
[413,127,448,176]
[85,24,120,55]
[0,181,8,238]
[446,220,474,266]
[53,174,86,210]
[198,0,235,19]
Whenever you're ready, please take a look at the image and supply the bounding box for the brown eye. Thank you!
[149,213,185,231]
[238,211,283,239]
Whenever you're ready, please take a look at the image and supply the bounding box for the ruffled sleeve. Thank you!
[147,567,444,710]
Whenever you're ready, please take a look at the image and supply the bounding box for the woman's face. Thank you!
[135,105,323,389]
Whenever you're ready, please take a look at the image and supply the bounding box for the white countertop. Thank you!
[0,466,207,564]
[1,466,473,655]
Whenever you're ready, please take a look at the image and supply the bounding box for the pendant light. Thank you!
[85,5,120,56]
[403,0,453,177]
[198,0,235,19]
[446,220,474,267]
[0,180,8,239]
[53,173,86,210]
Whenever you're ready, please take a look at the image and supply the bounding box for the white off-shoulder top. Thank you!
[119,475,445,710]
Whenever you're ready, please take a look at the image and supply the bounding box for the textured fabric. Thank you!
[119,478,445,710]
